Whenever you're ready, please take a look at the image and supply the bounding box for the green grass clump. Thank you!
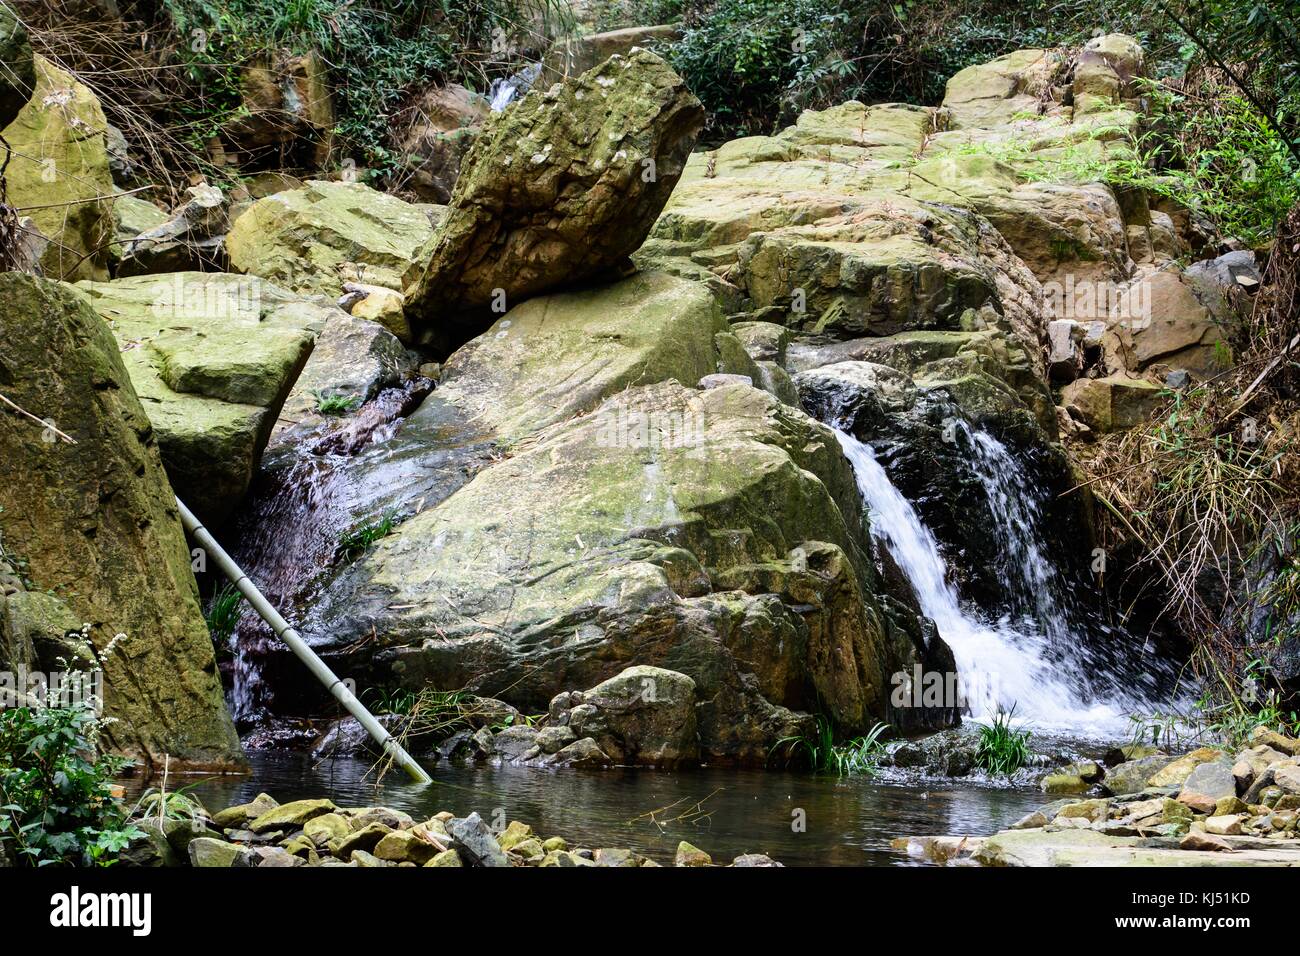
[204,582,244,644]
[338,509,400,558]
[315,390,361,415]
[773,716,890,776]
[975,705,1031,776]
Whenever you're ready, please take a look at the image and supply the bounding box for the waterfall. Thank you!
[834,428,1151,735]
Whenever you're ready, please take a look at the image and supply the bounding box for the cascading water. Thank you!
[834,427,1158,735]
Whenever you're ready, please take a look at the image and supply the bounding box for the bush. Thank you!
[0,705,141,866]
[975,706,1031,775]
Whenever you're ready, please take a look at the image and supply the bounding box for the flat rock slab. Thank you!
[973,827,1300,867]
[75,272,330,523]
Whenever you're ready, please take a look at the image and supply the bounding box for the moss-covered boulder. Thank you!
[0,273,241,766]
[1,56,113,280]
[74,273,328,524]
[403,50,704,338]
[302,379,930,758]
[433,270,726,440]
[226,180,443,312]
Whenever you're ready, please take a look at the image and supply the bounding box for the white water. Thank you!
[834,428,1141,735]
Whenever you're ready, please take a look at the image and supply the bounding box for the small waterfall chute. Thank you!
[834,427,1150,735]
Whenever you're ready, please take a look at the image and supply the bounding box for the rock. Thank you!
[1204,815,1244,836]
[116,184,229,277]
[1011,810,1050,830]
[211,793,279,830]
[540,849,594,867]
[675,841,711,866]
[1177,759,1237,814]
[594,847,642,867]
[1055,799,1110,823]
[227,180,442,312]
[1248,726,1300,756]
[373,829,440,865]
[1103,755,1174,796]
[350,849,392,868]
[1041,774,1091,795]
[188,837,247,868]
[731,853,783,867]
[550,737,612,768]
[0,5,34,126]
[1149,748,1225,789]
[1060,375,1163,433]
[1214,796,1249,817]
[224,49,333,167]
[542,25,681,82]
[2,56,113,279]
[1232,745,1289,792]
[0,274,241,765]
[536,725,577,754]
[248,798,336,834]
[347,807,415,831]
[303,813,351,848]
[541,836,567,853]
[395,84,490,204]
[1179,831,1234,853]
[425,849,463,867]
[345,283,410,340]
[509,838,545,862]
[496,821,534,851]
[403,50,704,338]
[109,193,170,269]
[556,666,699,766]
[330,823,392,861]
[1046,319,1081,384]
[119,822,179,867]
[1276,766,1300,795]
[300,375,904,761]
[308,713,405,761]
[447,812,510,867]
[491,725,542,762]
[74,272,326,524]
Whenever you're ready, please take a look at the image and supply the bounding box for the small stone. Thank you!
[248,798,336,834]
[1011,811,1050,830]
[540,849,594,867]
[1056,799,1110,823]
[731,853,783,867]
[674,841,712,866]
[188,837,245,867]
[211,793,278,830]
[351,849,394,867]
[1214,796,1248,817]
[330,822,392,861]
[496,820,534,851]
[1275,766,1300,795]
[374,829,440,865]
[1149,748,1223,788]
[541,836,567,852]
[1248,726,1299,755]
[594,847,641,867]
[448,812,510,867]
[510,838,545,862]
[1041,774,1090,795]
[1179,831,1233,852]
[1204,815,1244,836]
[347,806,415,830]
[536,725,577,754]
[303,813,351,848]
[425,849,463,867]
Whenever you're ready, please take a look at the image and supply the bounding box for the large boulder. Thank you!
[0,273,241,766]
[299,379,921,759]
[2,55,114,280]
[226,180,443,326]
[74,273,327,524]
[402,50,704,339]
[549,665,699,765]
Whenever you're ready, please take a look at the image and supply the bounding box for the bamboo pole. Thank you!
[176,497,431,785]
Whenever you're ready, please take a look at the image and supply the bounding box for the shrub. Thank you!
[0,705,141,866]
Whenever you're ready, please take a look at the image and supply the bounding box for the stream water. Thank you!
[183,753,1044,866]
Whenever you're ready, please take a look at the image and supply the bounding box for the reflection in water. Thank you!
[180,754,1043,866]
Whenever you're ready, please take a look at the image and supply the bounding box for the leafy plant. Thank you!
[772,715,891,775]
[338,509,401,558]
[315,390,361,415]
[204,582,244,644]
[975,705,1031,775]
[0,705,142,866]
